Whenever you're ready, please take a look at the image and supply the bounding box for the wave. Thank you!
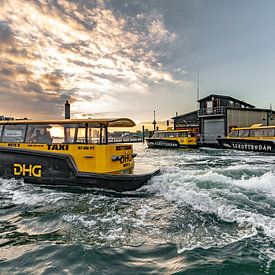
[147,170,275,240]
[0,177,71,206]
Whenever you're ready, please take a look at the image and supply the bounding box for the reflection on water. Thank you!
[0,144,274,273]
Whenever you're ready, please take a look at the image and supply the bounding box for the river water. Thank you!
[0,144,274,274]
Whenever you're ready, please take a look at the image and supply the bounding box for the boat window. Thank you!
[158,132,165,138]
[228,130,238,137]
[64,124,78,143]
[1,125,27,142]
[49,124,66,143]
[238,129,249,137]
[167,132,178,138]
[75,127,86,143]
[188,132,195,137]
[44,124,77,144]
[255,129,264,137]
[249,129,255,137]
[262,128,268,137]
[25,124,53,144]
[88,127,100,143]
[152,132,159,138]
[56,124,84,144]
[267,128,275,137]
[74,125,101,144]
[179,132,187,138]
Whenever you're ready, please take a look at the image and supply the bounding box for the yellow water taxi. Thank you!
[217,124,275,153]
[0,118,159,191]
[146,129,198,149]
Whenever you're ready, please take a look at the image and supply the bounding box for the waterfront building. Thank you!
[173,94,275,146]
[172,110,199,133]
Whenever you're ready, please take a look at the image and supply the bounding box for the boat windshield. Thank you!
[228,130,238,137]
[229,128,275,138]
[152,131,192,138]
[238,129,250,137]
[0,123,109,144]
[0,125,3,139]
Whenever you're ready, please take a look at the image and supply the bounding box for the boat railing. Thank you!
[198,106,226,117]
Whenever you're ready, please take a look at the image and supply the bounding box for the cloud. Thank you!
[0,0,186,120]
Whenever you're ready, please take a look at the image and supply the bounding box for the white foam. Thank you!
[233,172,275,197]
[148,170,275,239]
[196,170,275,197]
[0,177,71,206]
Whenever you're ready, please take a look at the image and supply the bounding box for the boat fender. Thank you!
[112,155,122,161]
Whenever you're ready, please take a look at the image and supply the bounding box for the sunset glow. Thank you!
[0,0,184,121]
[1,0,275,122]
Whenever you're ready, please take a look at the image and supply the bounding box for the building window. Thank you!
[206,100,213,113]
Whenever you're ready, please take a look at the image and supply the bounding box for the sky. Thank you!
[1,0,275,124]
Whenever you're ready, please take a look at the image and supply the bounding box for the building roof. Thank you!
[172,106,274,121]
[198,94,255,108]
[227,107,275,113]
[172,110,198,119]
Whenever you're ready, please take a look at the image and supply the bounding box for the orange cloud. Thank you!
[0,0,186,120]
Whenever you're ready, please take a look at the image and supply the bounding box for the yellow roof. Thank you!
[155,129,190,133]
[0,118,135,127]
[231,125,275,130]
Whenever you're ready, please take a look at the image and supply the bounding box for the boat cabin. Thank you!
[0,118,136,174]
[146,129,197,148]
[151,130,196,138]
[228,124,275,139]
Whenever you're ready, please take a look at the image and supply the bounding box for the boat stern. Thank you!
[94,143,135,173]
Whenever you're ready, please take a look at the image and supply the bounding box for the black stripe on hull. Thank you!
[146,139,197,149]
[0,147,159,192]
[217,138,275,153]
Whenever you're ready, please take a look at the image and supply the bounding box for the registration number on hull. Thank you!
[231,142,272,152]
[149,141,178,147]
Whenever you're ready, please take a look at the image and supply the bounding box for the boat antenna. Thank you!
[196,68,200,109]
[152,110,156,132]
